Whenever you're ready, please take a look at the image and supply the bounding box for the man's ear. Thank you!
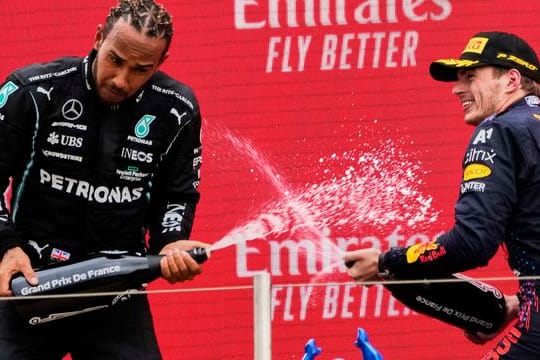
[506,68,522,91]
[94,24,105,51]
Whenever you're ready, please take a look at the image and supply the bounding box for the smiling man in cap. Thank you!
[344,31,540,359]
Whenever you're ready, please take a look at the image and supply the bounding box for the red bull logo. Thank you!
[406,241,445,264]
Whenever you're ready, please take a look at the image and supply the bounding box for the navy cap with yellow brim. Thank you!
[429,32,540,82]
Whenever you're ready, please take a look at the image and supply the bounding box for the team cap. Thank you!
[429,31,540,82]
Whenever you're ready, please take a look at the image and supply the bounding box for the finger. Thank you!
[180,251,201,280]
[0,273,12,296]
[160,253,172,280]
[20,265,38,286]
[168,249,188,283]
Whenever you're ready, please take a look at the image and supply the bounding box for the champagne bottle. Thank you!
[345,261,506,334]
[10,248,209,325]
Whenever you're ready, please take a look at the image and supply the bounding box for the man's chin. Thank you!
[99,94,125,105]
[464,113,483,126]
[98,88,128,105]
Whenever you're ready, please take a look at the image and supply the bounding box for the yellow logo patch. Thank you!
[497,52,539,71]
[463,163,491,181]
[534,114,540,121]
[406,241,439,264]
[462,37,489,54]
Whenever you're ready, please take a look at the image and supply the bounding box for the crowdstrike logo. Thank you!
[39,168,143,204]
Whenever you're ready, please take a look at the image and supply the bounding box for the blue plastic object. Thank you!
[354,328,383,360]
[302,338,322,360]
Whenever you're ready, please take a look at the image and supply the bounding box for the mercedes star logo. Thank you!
[62,99,83,121]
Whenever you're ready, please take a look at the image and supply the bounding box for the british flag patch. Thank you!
[50,248,71,262]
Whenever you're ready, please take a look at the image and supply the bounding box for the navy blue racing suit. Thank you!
[380,95,540,359]
[0,50,202,359]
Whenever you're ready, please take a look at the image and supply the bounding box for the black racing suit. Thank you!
[0,50,201,263]
[0,50,202,359]
[379,95,540,359]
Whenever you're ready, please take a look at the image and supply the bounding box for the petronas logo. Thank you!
[134,115,156,138]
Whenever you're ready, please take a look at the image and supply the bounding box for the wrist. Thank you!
[377,251,393,280]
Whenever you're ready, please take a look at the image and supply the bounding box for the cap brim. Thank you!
[429,59,483,82]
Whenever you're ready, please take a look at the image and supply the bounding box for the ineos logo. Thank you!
[62,99,83,121]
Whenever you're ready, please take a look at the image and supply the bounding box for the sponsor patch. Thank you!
[135,115,156,138]
[463,163,491,181]
[121,147,153,163]
[462,36,488,54]
[472,128,493,145]
[161,203,186,233]
[464,147,497,165]
[39,168,143,203]
[526,96,540,106]
[460,181,486,194]
[406,241,444,264]
[0,81,19,108]
[497,52,538,71]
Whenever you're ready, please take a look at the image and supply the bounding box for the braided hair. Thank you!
[103,0,173,56]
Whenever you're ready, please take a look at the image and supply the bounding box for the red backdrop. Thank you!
[1,1,538,359]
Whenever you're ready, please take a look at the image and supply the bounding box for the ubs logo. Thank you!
[62,99,83,121]
[48,132,83,148]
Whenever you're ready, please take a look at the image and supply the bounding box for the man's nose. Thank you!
[112,68,129,90]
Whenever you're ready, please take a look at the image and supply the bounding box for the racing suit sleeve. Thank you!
[0,77,35,257]
[380,120,520,279]
[146,106,202,254]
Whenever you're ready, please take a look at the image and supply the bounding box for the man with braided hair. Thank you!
[0,1,208,358]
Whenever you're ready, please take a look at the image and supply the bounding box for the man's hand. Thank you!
[343,248,382,283]
[0,247,37,296]
[464,294,520,344]
[158,240,210,284]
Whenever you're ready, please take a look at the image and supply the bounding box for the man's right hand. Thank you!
[464,294,520,345]
[0,247,37,296]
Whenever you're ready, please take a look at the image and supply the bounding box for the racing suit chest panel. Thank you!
[11,56,194,258]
